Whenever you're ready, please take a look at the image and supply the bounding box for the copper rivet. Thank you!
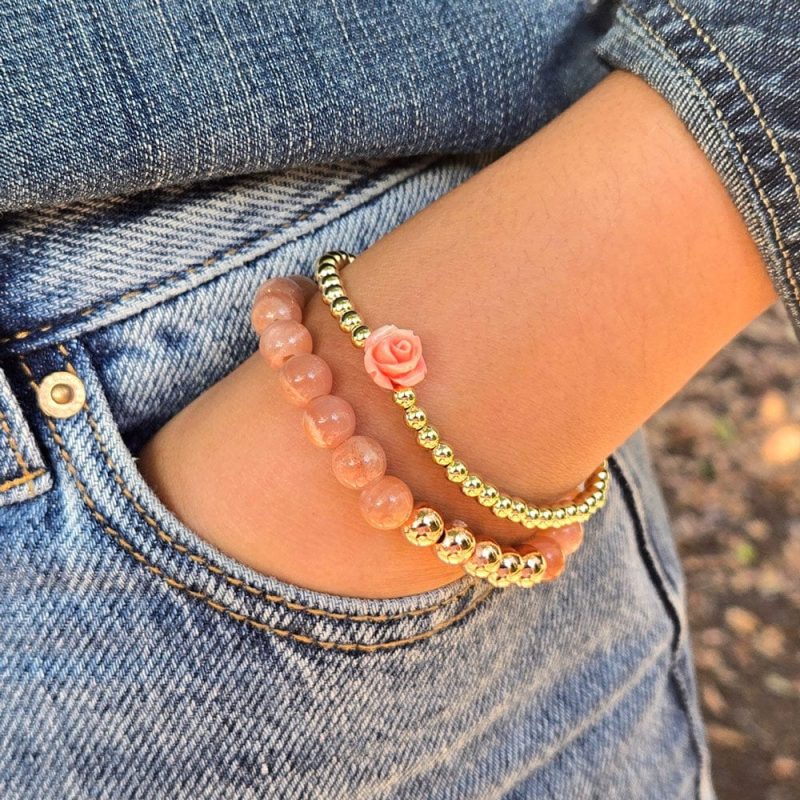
[37,371,85,419]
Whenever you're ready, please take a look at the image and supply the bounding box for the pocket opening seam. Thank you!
[53,344,478,622]
[19,348,493,648]
[609,449,684,656]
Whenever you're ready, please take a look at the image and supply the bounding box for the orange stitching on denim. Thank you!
[0,468,46,494]
[619,3,800,308]
[0,408,41,497]
[29,348,479,627]
[0,160,441,348]
[0,410,29,475]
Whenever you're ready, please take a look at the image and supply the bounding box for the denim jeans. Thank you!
[4,0,798,797]
[0,154,713,798]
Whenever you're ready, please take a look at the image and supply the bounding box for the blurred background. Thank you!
[647,304,799,800]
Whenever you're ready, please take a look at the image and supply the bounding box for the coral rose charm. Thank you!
[363,324,427,390]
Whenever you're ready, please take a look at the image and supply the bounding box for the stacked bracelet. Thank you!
[313,249,610,530]
[250,272,584,587]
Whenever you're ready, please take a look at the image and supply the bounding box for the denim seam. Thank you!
[613,445,705,798]
[20,348,491,641]
[0,468,47,495]
[669,664,705,800]
[0,410,28,474]
[618,1,800,309]
[0,409,42,497]
[609,449,683,654]
[0,159,436,349]
[664,0,800,210]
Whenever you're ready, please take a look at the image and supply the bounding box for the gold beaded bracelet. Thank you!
[314,249,610,529]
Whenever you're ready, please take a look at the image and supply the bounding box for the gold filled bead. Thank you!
[315,263,339,281]
[523,506,540,529]
[517,550,547,588]
[477,484,499,507]
[584,495,597,508]
[404,406,427,430]
[432,442,454,466]
[446,460,469,483]
[461,474,484,498]
[393,388,417,409]
[565,505,577,517]
[492,495,513,519]
[322,284,346,305]
[435,525,476,565]
[319,274,342,291]
[554,508,567,521]
[538,508,554,524]
[402,506,445,547]
[487,552,523,587]
[509,498,528,523]
[330,296,354,317]
[464,541,502,578]
[593,489,606,506]
[593,479,606,492]
[315,251,340,264]
[597,469,609,482]
[417,425,440,449]
[577,502,590,515]
[339,310,362,332]
[351,325,371,347]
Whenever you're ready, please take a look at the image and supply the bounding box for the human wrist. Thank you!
[303,283,592,547]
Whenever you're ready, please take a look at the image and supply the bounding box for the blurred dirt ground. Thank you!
[646,304,800,800]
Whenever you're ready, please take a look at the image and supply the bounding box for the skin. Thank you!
[137,71,776,598]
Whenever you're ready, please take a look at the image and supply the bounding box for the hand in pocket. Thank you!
[136,341,467,599]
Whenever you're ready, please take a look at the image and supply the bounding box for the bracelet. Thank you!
[250,273,585,587]
[313,249,610,530]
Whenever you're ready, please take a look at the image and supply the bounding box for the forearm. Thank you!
[333,70,775,500]
[139,71,776,597]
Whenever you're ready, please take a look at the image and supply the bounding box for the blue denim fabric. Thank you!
[597,0,800,339]
[7,0,797,795]
[0,155,713,798]
[0,0,611,213]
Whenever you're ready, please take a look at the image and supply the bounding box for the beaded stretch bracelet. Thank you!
[249,273,586,587]
[313,249,610,530]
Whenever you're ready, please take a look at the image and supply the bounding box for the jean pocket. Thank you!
[15,337,493,653]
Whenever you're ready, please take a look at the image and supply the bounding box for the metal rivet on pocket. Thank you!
[37,371,86,419]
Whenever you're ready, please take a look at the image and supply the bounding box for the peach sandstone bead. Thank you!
[289,274,317,305]
[331,435,387,490]
[524,535,565,582]
[303,394,357,449]
[359,475,415,530]
[549,522,584,556]
[259,320,313,369]
[255,276,306,307]
[251,291,302,335]
[279,353,333,407]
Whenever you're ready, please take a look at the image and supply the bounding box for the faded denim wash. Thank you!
[2,0,798,797]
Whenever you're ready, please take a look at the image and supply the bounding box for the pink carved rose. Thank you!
[363,324,427,390]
